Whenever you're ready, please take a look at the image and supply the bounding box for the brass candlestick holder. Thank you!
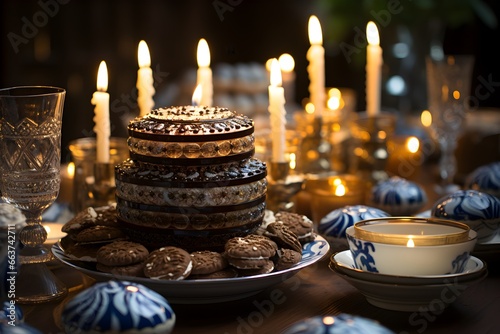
[266,161,304,213]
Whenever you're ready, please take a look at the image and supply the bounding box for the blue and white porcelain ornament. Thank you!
[432,189,500,243]
[61,280,176,334]
[369,176,427,215]
[465,161,500,199]
[318,205,390,238]
[281,314,395,334]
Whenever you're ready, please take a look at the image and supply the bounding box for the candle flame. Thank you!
[308,15,323,45]
[335,184,346,196]
[407,237,415,247]
[279,53,295,72]
[192,84,203,106]
[67,162,75,178]
[366,21,380,46]
[406,136,420,153]
[96,60,108,92]
[327,88,342,110]
[305,102,315,114]
[138,40,151,68]
[270,58,282,87]
[322,316,335,325]
[197,38,211,68]
[289,153,296,170]
[421,110,432,127]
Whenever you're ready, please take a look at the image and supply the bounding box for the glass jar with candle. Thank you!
[68,137,129,213]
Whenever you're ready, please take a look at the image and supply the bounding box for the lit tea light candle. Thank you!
[307,15,325,118]
[137,40,155,117]
[91,60,110,163]
[191,84,205,113]
[196,38,213,107]
[268,58,287,163]
[366,21,383,117]
[43,223,66,246]
[306,174,366,224]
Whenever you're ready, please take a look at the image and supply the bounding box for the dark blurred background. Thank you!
[1,0,499,162]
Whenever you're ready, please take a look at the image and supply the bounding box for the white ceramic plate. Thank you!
[52,235,329,304]
[330,250,487,285]
[329,251,488,312]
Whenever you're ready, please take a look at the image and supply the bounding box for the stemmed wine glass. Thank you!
[0,86,67,303]
[425,55,475,194]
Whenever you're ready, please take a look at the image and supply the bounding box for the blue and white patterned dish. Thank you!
[318,205,390,238]
[281,313,395,334]
[465,162,500,199]
[369,176,427,215]
[431,189,500,243]
[52,235,329,304]
[330,250,486,285]
[62,280,175,334]
[329,250,488,312]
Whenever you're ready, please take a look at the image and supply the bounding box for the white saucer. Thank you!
[329,250,488,312]
[330,250,487,285]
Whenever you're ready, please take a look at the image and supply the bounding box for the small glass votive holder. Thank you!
[68,137,129,213]
[349,112,397,183]
[304,173,368,225]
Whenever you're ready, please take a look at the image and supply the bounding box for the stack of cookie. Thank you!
[96,241,149,277]
[60,205,127,262]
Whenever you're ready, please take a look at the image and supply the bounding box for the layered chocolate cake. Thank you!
[115,106,267,251]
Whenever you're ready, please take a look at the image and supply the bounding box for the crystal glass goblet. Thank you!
[0,86,67,303]
[426,55,475,194]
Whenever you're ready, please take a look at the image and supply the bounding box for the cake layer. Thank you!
[116,196,266,230]
[127,106,254,164]
[115,158,267,188]
[120,219,262,252]
[117,178,266,207]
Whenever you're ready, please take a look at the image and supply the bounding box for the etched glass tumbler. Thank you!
[426,55,475,194]
[0,86,66,303]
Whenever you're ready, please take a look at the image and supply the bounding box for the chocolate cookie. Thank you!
[144,246,193,280]
[190,251,228,275]
[274,211,316,244]
[59,236,101,262]
[275,248,302,271]
[265,222,302,253]
[237,260,275,277]
[96,261,145,277]
[73,225,127,244]
[224,234,277,270]
[62,205,119,234]
[96,241,149,267]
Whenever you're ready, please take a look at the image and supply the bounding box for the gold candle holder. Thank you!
[305,173,368,224]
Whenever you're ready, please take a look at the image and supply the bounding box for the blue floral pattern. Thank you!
[466,162,500,198]
[346,234,379,273]
[62,280,175,334]
[451,252,470,274]
[370,176,427,215]
[432,189,500,241]
[318,205,390,238]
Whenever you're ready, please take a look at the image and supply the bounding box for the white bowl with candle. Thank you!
[346,217,477,276]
